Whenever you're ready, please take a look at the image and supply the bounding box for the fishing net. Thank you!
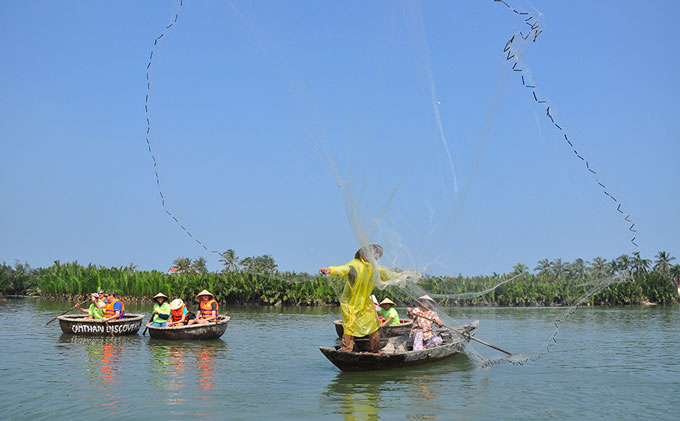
[143,0,639,366]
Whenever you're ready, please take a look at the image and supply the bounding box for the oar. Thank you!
[142,312,155,336]
[410,312,513,356]
[104,319,114,337]
[45,298,91,325]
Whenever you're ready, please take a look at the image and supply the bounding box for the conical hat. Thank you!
[153,292,168,300]
[417,294,435,303]
[196,289,214,299]
[169,299,184,310]
[379,298,395,306]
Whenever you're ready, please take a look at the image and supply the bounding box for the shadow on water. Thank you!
[322,352,477,420]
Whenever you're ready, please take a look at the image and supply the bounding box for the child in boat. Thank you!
[378,297,400,327]
[371,295,385,324]
[168,298,195,326]
[76,293,105,319]
[151,293,171,327]
[407,295,444,351]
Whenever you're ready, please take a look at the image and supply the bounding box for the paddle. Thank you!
[143,309,158,335]
[410,312,513,356]
[45,298,91,325]
[142,317,151,336]
[104,319,115,337]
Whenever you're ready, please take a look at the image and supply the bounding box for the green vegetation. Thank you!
[1,251,678,306]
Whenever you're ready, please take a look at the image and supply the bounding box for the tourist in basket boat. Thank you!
[320,244,398,353]
[102,290,125,321]
[378,297,400,327]
[75,293,106,320]
[188,290,219,325]
[168,298,194,326]
[407,295,444,351]
[371,295,386,324]
[151,292,171,327]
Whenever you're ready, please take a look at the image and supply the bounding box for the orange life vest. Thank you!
[104,298,125,319]
[171,304,187,322]
[198,299,218,320]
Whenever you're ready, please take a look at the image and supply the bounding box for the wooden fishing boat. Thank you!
[333,318,413,338]
[146,316,230,340]
[320,320,478,372]
[57,314,144,336]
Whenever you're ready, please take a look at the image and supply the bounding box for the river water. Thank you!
[1,298,678,419]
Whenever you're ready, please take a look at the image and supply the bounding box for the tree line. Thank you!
[1,250,678,306]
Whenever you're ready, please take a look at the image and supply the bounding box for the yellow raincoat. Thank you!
[329,257,396,337]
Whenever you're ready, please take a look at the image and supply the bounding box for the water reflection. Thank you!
[196,346,218,394]
[146,340,226,404]
[59,336,128,415]
[323,354,476,420]
[325,374,381,420]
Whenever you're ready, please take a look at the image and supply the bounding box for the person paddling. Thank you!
[75,293,106,320]
[102,290,125,321]
[320,244,398,353]
[151,293,171,327]
[188,290,219,325]
[407,295,444,351]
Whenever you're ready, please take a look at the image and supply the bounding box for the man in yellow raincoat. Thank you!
[320,244,397,353]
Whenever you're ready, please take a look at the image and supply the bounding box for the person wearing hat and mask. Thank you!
[167,298,193,326]
[76,293,106,320]
[407,295,444,351]
[320,244,398,353]
[378,297,400,327]
[188,290,219,325]
[151,293,171,327]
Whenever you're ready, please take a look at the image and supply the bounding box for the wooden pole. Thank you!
[410,312,513,356]
[45,298,91,325]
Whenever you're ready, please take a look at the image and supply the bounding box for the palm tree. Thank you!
[569,258,588,280]
[240,257,254,272]
[219,249,240,272]
[172,257,192,274]
[191,257,208,274]
[550,258,567,279]
[534,259,551,277]
[239,255,278,274]
[632,251,651,275]
[614,254,632,274]
[512,263,529,275]
[654,251,676,274]
[590,257,609,278]
[257,254,278,274]
[671,264,680,279]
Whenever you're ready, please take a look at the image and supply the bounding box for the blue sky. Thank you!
[1,0,678,276]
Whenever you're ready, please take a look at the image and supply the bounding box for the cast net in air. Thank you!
[142,0,638,366]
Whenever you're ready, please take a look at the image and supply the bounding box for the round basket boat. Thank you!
[333,318,413,339]
[57,314,144,336]
[146,316,230,340]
